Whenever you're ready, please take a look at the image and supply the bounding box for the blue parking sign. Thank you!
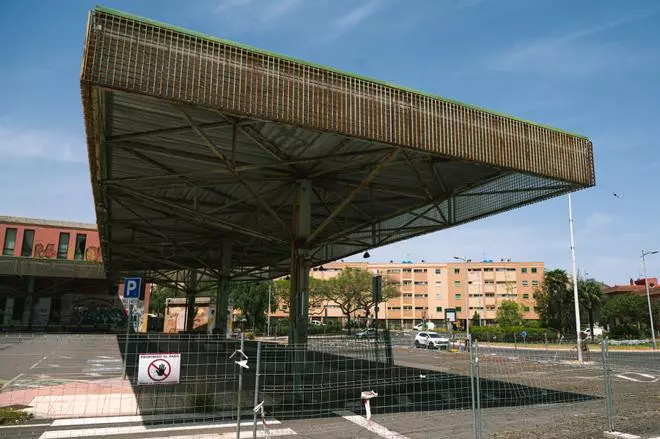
[521,330,527,339]
[124,277,142,299]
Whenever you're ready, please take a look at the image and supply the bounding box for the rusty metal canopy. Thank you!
[81,7,595,279]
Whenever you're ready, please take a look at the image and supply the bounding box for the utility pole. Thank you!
[568,194,583,364]
[641,250,658,349]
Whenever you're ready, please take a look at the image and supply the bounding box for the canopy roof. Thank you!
[81,7,595,279]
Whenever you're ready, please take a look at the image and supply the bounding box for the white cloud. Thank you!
[212,0,303,30]
[490,8,659,76]
[323,0,380,43]
[0,124,86,163]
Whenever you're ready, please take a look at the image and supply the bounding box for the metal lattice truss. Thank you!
[80,7,595,280]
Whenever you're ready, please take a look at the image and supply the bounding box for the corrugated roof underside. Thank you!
[81,9,595,188]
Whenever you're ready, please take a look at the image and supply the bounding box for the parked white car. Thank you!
[413,322,435,331]
[414,332,449,349]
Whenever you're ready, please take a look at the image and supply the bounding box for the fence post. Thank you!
[600,338,614,431]
[252,341,262,439]
[237,333,245,439]
[475,340,482,439]
[468,334,478,438]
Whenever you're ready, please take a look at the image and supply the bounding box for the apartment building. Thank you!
[272,260,544,328]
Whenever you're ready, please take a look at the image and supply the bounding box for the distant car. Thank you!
[310,320,323,326]
[354,328,377,339]
[413,322,435,331]
[414,331,449,349]
[582,327,604,338]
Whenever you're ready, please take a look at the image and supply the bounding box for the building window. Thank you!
[455,306,462,312]
[74,234,87,260]
[435,293,441,299]
[403,268,412,273]
[414,281,428,285]
[531,267,537,273]
[435,269,442,274]
[532,280,539,286]
[454,268,460,274]
[402,280,412,285]
[413,268,426,273]
[403,306,412,310]
[521,267,528,273]
[483,268,493,272]
[454,280,461,287]
[523,306,530,312]
[523,294,529,299]
[57,233,70,259]
[2,228,17,256]
[496,268,506,272]
[387,268,401,274]
[454,293,461,299]
[436,306,442,312]
[414,294,428,298]
[21,229,35,257]
[403,293,413,298]
[522,280,528,286]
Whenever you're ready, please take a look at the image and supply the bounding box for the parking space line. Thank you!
[335,411,408,439]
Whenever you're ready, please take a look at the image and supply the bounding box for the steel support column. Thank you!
[185,270,198,333]
[215,241,232,338]
[289,180,312,346]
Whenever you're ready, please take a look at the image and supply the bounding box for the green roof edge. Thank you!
[94,5,589,140]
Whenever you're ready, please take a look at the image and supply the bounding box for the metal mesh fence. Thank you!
[1,332,656,438]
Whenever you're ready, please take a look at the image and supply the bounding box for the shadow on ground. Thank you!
[117,332,597,424]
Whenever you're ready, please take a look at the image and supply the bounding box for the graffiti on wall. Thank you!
[85,246,100,261]
[31,242,100,262]
[34,242,56,258]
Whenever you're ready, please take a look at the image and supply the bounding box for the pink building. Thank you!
[0,216,120,329]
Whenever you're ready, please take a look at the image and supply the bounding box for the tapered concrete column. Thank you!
[215,241,232,337]
[289,180,312,346]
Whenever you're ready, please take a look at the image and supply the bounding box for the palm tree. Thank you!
[535,269,572,334]
[578,278,604,341]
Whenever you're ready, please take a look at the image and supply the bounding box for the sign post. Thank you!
[123,277,142,379]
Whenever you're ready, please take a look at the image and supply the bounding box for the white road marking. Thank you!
[1,373,24,389]
[614,373,656,382]
[602,432,641,439]
[30,356,48,370]
[335,411,408,439]
[40,420,284,439]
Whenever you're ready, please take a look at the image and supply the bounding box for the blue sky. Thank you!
[1,0,659,285]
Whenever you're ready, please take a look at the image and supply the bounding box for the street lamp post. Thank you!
[454,256,470,336]
[641,250,658,350]
[568,194,583,364]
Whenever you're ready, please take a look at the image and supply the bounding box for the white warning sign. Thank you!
[137,353,181,385]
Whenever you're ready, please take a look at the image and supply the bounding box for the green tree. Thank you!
[535,269,573,334]
[273,277,326,316]
[471,311,481,327]
[355,276,398,321]
[496,300,524,327]
[578,278,604,340]
[601,294,658,337]
[228,281,270,331]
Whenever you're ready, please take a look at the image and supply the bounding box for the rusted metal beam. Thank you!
[180,107,288,231]
[306,150,399,244]
[112,185,284,244]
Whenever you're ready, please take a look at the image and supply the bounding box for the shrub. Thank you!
[0,408,33,425]
[470,325,552,343]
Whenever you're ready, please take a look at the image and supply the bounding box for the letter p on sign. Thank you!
[124,277,142,299]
